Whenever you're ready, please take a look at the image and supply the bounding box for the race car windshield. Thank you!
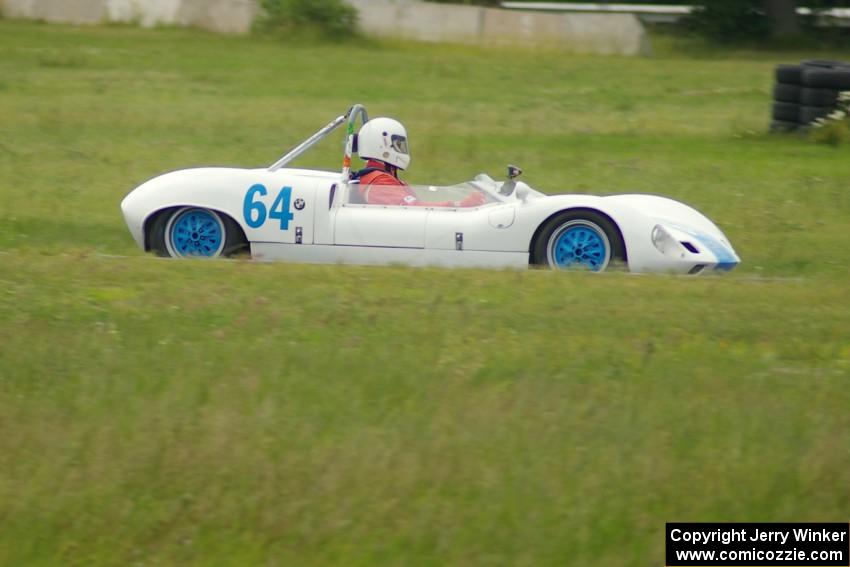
[349,182,497,207]
[409,183,484,203]
[390,135,408,155]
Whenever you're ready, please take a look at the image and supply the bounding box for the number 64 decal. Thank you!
[243,184,295,230]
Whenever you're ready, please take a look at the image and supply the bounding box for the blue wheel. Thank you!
[547,220,611,271]
[163,207,226,258]
[533,211,625,271]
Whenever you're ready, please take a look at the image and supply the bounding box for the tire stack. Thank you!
[771,60,850,132]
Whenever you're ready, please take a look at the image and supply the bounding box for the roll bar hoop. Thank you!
[267,104,369,173]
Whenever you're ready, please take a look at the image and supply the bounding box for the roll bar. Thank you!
[267,104,369,173]
[341,104,368,180]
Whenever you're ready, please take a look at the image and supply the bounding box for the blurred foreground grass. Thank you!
[0,21,849,566]
[2,252,848,566]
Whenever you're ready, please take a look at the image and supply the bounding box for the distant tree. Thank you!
[683,0,810,41]
[427,0,500,5]
[762,0,800,37]
[433,0,847,42]
[684,1,770,42]
[256,0,357,36]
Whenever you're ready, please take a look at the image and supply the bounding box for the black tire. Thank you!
[149,207,248,258]
[531,210,626,271]
[800,87,841,107]
[772,101,800,122]
[770,120,800,133]
[798,105,833,125]
[776,62,850,85]
[776,64,804,85]
[802,59,850,69]
[802,68,850,89]
[773,83,801,103]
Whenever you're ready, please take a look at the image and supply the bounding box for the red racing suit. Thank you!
[355,160,485,207]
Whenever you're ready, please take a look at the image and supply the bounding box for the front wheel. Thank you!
[532,210,625,271]
[150,207,246,258]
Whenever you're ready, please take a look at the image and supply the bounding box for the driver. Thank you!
[352,117,486,207]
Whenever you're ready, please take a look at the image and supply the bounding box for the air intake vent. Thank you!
[681,241,700,254]
[688,264,706,275]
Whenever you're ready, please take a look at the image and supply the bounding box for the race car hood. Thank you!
[601,193,739,270]
[601,194,730,240]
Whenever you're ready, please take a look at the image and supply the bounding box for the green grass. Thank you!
[1,21,849,566]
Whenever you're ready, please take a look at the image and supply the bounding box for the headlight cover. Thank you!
[651,224,681,255]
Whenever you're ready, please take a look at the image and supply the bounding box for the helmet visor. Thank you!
[390,134,409,155]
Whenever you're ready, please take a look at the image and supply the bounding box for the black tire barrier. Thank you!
[799,105,833,125]
[772,101,800,122]
[771,60,849,132]
[773,83,801,103]
[800,87,841,107]
[802,59,850,69]
[770,120,800,132]
[776,64,804,85]
[802,68,850,90]
[774,61,848,85]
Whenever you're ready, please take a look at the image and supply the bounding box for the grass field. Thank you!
[1,20,849,566]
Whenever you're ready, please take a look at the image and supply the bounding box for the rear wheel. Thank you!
[150,207,247,258]
[532,210,625,272]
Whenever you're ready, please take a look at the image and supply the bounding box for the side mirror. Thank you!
[500,164,523,195]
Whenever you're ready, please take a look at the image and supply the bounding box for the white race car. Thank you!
[121,105,739,274]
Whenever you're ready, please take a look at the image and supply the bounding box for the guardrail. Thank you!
[500,2,693,23]
[500,3,850,25]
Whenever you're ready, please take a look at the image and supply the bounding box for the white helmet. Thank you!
[357,117,410,170]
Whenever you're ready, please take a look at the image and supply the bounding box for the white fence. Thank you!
[0,0,258,33]
[347,0,649,54]
[0,0,651,55]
